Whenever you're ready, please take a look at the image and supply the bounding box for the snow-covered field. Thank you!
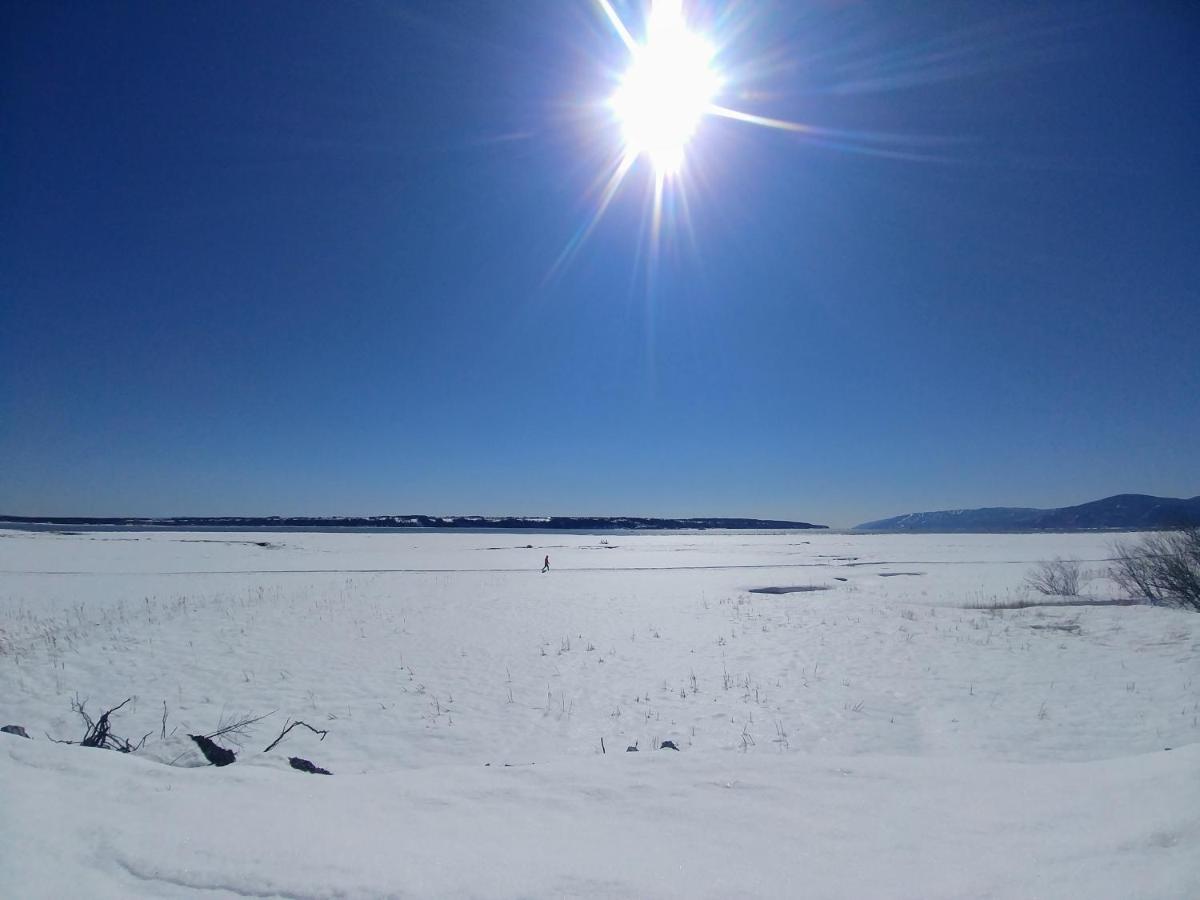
[2,528,1197,898]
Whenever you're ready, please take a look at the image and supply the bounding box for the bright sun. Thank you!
[553,0,826,278]
[556,0,906,279]
[609,0,720,176]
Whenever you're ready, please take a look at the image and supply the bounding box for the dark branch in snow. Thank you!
[263,719,329,754]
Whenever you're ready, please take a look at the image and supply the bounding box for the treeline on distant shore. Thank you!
[0,514,827,531]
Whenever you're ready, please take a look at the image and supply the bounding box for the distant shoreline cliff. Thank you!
[0,514,826,531]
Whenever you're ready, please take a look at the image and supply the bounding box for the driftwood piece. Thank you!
[288,756,332,775]
[189,734,236,766]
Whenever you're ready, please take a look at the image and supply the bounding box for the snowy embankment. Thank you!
[1,529,1198,898]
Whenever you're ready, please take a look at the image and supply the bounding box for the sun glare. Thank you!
[550,0,857,280]
[547,1,955,282]
[609,0,719,175]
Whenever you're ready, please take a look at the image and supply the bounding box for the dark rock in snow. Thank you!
[289,757,332,774]
[2,725,31,739]
[626,745,639,752]
[659,740,679,751]
[189,734,236,766]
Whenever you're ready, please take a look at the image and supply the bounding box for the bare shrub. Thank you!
[1025,558,1082,597]
[1111,528,1200,611]
[51,696,151,753]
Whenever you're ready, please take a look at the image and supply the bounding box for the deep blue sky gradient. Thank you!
[2,1,1197,527]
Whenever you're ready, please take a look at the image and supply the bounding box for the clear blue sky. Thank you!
[2,1,1197,528]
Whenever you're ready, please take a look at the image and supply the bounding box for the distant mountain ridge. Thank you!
[0,514,826,531]
[856,494,1200,532]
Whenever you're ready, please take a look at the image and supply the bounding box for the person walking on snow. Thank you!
[542,555,550,573]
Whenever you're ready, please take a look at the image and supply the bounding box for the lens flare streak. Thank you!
[546,149,638,282]
[707,104,812,134]
[596,0,638,54]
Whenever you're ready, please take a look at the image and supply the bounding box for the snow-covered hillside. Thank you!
[2,529,1197,898]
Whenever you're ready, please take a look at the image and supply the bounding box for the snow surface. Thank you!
[2,529,1198,898]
